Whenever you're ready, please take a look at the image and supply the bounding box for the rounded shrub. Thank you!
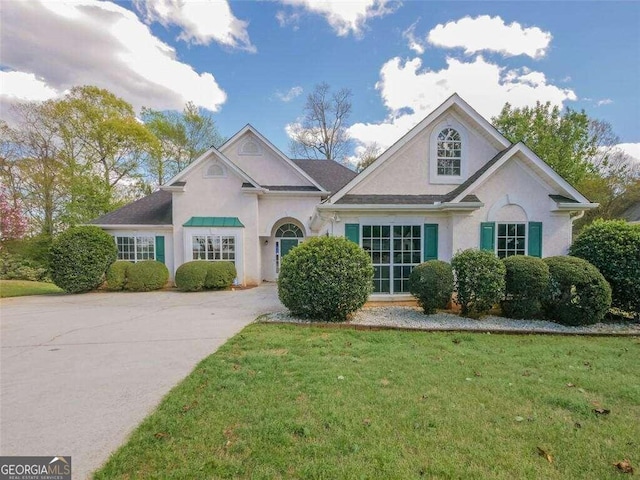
[278,236,374,322]
[106,261,131,291]
[451,249,506,318]
[50,226,117,293]
[501,255,550,319]
[204,261,237,289]
[175,261,210,292]
[408,260,454,314]
[570,219,640,315]
[125,260,169,292]
[542,256,612,326]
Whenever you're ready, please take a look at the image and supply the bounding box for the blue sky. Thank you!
[1,1,639,162]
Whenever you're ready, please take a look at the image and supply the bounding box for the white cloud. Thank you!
[348,55,576,149]
[616,143,640,163]
[275,86,303,102]
[0,0,226,118]
[0,71,61,102]
[276,10,301,30]
[402,19,425,54]
[277,0,398,37]
[428,15,552,59]
[596,98,613,106]
[133,0,255,52]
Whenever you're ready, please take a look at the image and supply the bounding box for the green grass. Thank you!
[0,279,63,297]
[95,324,640,479]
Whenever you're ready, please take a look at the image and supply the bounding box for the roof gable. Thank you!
[329,93,511,204]
[220,125,327,192]
[450,143,594,205]
[162,147,261,190]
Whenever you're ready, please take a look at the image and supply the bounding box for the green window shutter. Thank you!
[155,236,165,264]
[345,223,360,244]
[528,222,543,257]
[423,224,438,261]
[480,222,495,251]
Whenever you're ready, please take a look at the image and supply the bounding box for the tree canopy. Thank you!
[288,82,353,162]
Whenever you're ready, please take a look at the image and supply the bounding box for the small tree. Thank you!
[451,249,506,318]
[0,189,27,246]
[570,219,640,315]
[50,226,117,293]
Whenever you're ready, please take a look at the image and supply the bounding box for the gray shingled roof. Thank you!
[89,190,172,225]
[292,159,357,193]
[336,194,480,205]
[549,194,579,203]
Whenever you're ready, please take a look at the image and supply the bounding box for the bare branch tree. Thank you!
[356,142,383,172]
[289,82,353,162]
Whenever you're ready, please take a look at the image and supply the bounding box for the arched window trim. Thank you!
[238,138,262,156]
[204,161,226,178]
[429,118,468,184]
[275,223,304,238]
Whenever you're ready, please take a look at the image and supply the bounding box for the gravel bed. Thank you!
[262,306,640,335]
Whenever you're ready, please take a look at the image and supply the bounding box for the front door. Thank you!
[280,238,299,258]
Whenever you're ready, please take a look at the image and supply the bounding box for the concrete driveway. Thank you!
[0,284,282,479]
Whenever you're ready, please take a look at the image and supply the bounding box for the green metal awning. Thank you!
[183,217,244,227]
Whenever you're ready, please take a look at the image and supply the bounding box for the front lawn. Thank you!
[95,325,639,479]
[0,279,63,298]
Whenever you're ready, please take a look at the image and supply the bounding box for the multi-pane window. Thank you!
[496,223,526,258]
[115,236,154,262]
[192,235,236,263]
[437,128,462,176]
[362,225,421,294]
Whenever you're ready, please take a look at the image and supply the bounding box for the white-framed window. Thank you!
[361,225,421,294]
[496,223,526,258]
[192,235,236,262]
[115,236,155,262]
[436,128,462,176]
[429,118,467,184]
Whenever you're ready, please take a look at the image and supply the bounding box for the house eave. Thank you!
[263,190,328,197]
[318,202,483,212]
[160,185,185,192]
[552,202,600,212]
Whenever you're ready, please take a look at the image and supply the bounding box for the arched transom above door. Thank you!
[275,223,303,238]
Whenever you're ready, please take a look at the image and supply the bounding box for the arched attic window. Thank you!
[436,128,462,176]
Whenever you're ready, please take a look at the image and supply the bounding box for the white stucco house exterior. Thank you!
[90,94,598,296]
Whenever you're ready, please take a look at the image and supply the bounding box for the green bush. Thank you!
[570,219,640,315]
[278,236,374,321]
[175,261,210,292]
[408,260,454,314]
[542,256,612,326]
[50,226,117,293]
[501,255,550,319]
[125,260,169,292]
[451,249,506,318]
[204,261,236,289]
[0,252,50,282]
[106,261,131,291]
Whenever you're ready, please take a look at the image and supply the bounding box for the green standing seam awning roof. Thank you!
[183,217,244,227]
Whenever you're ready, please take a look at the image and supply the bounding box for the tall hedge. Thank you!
[50,226,117,293]
[570,219,640,315]
[543,256,611,326]
[278,236,374,321]
[451,249,506,318]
